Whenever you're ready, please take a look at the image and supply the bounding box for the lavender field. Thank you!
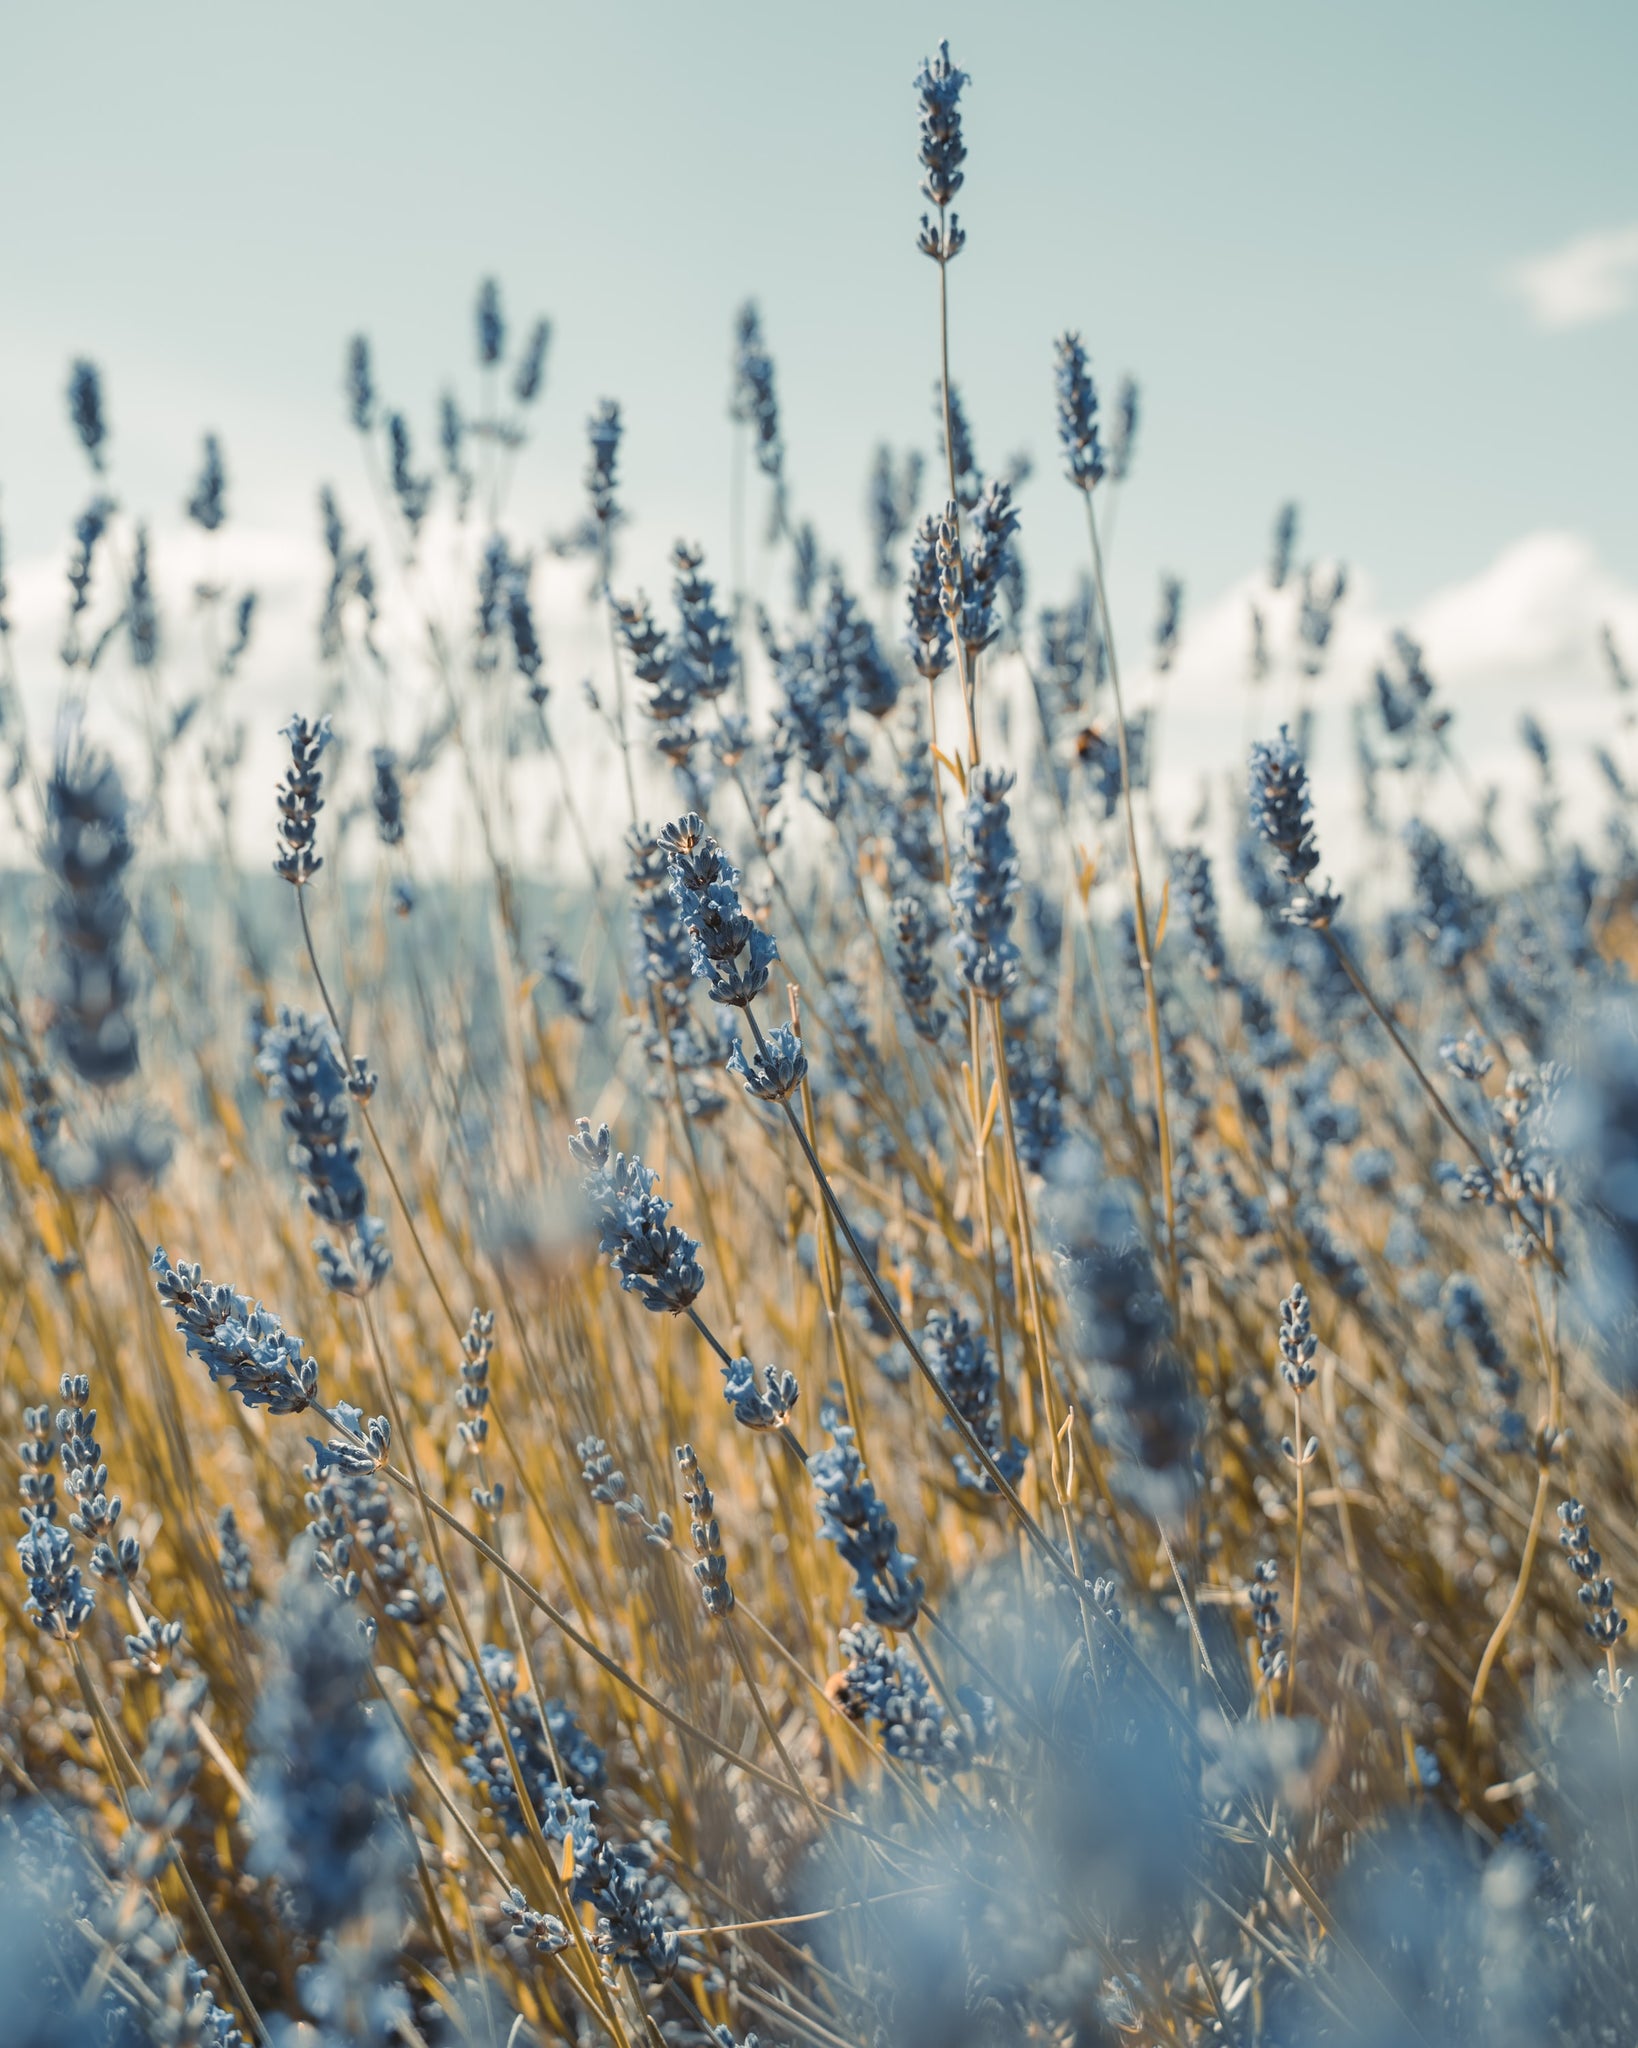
[4,18,1638,2047]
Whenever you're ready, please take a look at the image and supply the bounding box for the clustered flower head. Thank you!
[306,1402,393,1482]
[1170,845,1227,982]
[1049,1141,1198,1524]
[56,1372,140,1586]
[616,594,687,723]
[558,1798,685,1984]
[16,1400,95,1641]
[515,316,552,404]
[476,276,504,365]
[345,335,375,432]
[303,1421,433,1647]
[720,1355,800,1433]
[1153,574,1183,672]
[1108,375,1140,484]
[1276,1282,1321,1469]
[1270,502,1299,589]
[68,358,108,470]
[1039,583,1097,721]
[942,382,983,508]
[1249,1559,1287,1688]
[1559,1498,1630,1703]
[126,525,158,668]
[539,934,596,1024]
[460,1644,686,1984]
[454,1308,494,1459]
[579,1437,674,1545]
[40,733,141,1088]
[914,39,968,262]
[947,481,1019,656]
[675,1443,734,1617]
[370,747,404,846]
[1005,1021,1065,1174]
[386,410,432,535]
[1298,563,1348,677]
[671,542,739,707]
[1248,725,1342,928]
[730,302,784,502]
[892,893,946,1043]
[455,1643,606,1843]
[1055,332,1104,492]
[585,399,622,544]
[1442,1274,1524,1450]
[275,713,332,886]
[727,1021,807,1102]
[255,1005,391,1296]
[905,514,953,682]
[660,813,778,1009]
[570,1118,704,1315]
[1277,1282,1317,1392]
[248,1555,410,1951]
[1405,820,1488,972]
[950,764,1022,998]
[830,1622,989,1769]
[818,574,901,719]
[923,1309,1027,1494]
[122,1672,207,1882]
[151,1248,322,1414]
[811,1406,924,1628]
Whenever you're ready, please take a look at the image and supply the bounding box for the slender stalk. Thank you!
[68,1645,272,2048]
[744,1004,1059,1560]
[723,1612,825,1833]
[358,1302,635,2048]
[1468,1258,1562,1723]
[1319,926,1561,1273]
[1285,1387,1308,1716]
[935,226,959,512]
[601,543,641,828]
[1082,494,1179,1307]
[794,1005,873,1471]
[986,995,1059,1464]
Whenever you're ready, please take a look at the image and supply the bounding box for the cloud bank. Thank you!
[1505,222,1638,331]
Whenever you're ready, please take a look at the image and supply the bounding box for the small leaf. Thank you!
[1152,878,1171,953]
[978,1076,1002,1150]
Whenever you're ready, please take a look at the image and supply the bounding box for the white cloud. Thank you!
[1104,528,1638,901]
[4,510,1637,899]
[1504,223,1638,331]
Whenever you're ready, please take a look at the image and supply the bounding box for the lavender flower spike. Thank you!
[1248,725,1342,929]
[951,765,1022,998]
[727,1023,807,1103]
[1055,332,1105,493]
[721,1356,800,1433]
[914,40,969,263]
[151,1248,321,1414]
[660,813,778,1009]
[275,713,332,887]
[570,1119,704,1315]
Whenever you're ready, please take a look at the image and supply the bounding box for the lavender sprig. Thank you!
[275,714,332,887]
[660,813,778,1009]
[570,1120,704,1316]
[1248,726,1341,929]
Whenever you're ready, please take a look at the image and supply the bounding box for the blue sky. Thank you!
[1,2,1635,871]
[3,4,1633,587]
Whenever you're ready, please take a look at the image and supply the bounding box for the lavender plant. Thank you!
[5,33,1638,2048]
